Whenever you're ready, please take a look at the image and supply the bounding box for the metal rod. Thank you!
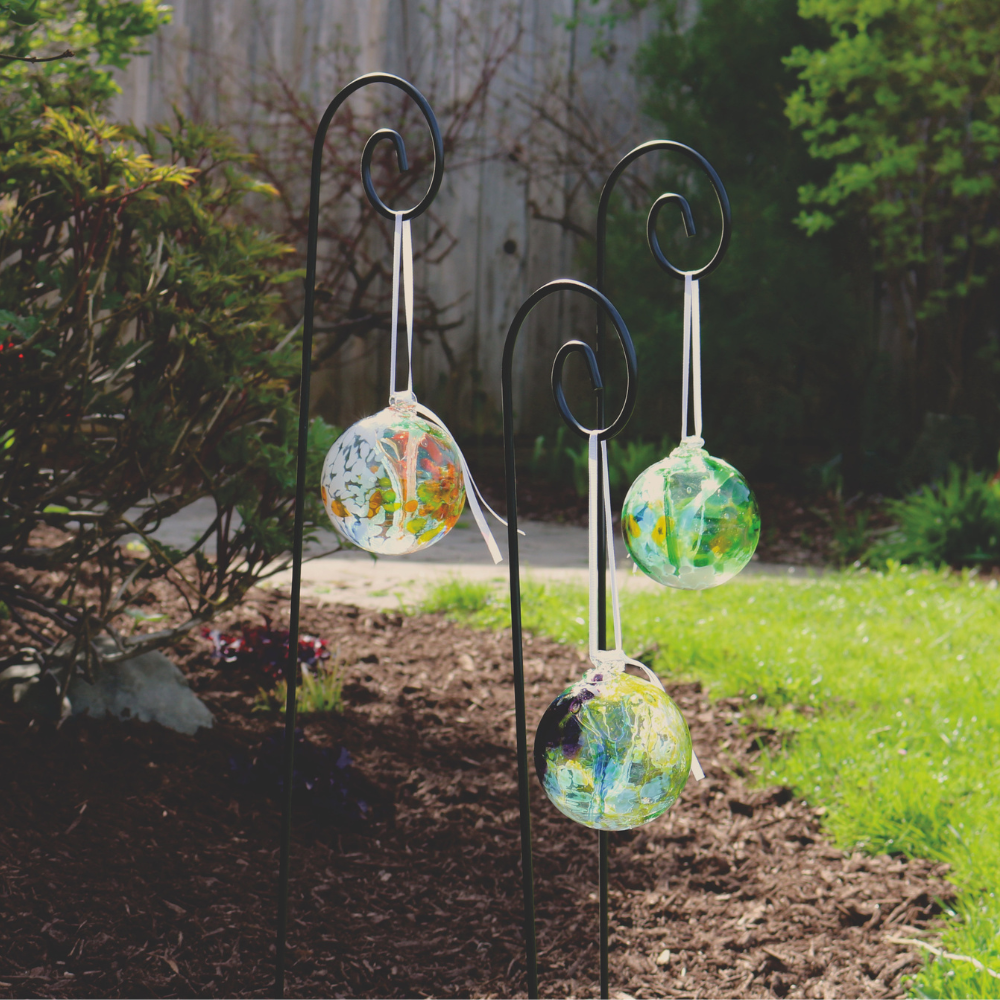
[276,72,444,999]
[591,139,732,1000]
[600,829,610,998]
[503,279,637,1000]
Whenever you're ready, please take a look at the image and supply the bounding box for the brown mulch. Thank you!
[1,594,953,999]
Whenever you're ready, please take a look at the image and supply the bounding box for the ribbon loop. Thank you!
[681,274,703,442]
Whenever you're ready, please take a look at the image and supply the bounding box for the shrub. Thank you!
[869,465,1000,569]
[530,430,675,502]
[420,577,494,616]
[0,74,340,681]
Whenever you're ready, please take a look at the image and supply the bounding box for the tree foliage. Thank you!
[0,6,339,683]
[786,0,1000,430]
[0,0,165,112]
[617,0,877,485]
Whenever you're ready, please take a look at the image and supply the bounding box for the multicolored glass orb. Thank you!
[534,667,692,831]
[622,438,760,590]
[320,402,465,555]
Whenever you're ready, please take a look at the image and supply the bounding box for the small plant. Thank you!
[203,617,330,683]
[869,464,1000,569]
[565,434,676,500]
[810,473,877,566]
[420,577,494,615]
[564,439,591,497]
[607,437,675,492]
[255,664,344,715]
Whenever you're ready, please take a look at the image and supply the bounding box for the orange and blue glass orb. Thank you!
[320,402,465,555]
[622,439,760,590]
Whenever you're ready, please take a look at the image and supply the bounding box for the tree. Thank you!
[786,0,1000,444]
[620,0,879,486]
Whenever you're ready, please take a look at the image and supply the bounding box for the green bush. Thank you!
[530,430,674,502]
[0,0,166,118]
[0,6,341,682]
[871,466,1000,569]
[611,0,877,488]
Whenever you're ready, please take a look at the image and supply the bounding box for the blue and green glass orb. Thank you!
[534,668,692,831]
[622,438,760,590]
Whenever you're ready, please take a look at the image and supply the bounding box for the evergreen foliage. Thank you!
[871,464,1000,569]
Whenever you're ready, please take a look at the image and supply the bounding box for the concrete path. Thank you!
[137,499,820,611]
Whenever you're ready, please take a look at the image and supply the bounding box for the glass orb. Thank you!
[622,438,760,590]
[320,401,465,555]
[534,667,692,831]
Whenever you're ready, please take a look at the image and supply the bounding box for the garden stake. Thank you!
[278,72,444,999]
[502,279,637,999]
[591,140,731,998]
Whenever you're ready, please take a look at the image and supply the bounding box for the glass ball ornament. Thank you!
[534,665,692,831]
[622,437,760,590]
[320,400,466,555]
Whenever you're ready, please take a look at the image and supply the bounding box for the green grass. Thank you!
[418,566,1000,998]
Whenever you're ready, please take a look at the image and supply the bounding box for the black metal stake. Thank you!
[276,72,444,999]
[502,279,638,1000]
[590,140,733,998]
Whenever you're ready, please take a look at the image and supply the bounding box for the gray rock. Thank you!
[69,644,213,735]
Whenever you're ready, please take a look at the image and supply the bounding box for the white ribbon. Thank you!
[681,274,703,443]
[388,212,508,564]
[414,401,506,565]
[586,430,704,781]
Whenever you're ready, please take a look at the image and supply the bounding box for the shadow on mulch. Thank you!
[1,596,953,999]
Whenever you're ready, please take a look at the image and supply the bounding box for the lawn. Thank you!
[420,565,1000,999]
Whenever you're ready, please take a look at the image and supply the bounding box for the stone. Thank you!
[69,643,213,735]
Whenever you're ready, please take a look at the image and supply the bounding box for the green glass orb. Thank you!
[534,667,692,831]
[622,438,760,590]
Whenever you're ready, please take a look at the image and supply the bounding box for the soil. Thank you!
[0,591,954,999]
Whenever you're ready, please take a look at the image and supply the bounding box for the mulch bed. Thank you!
[1,593,953,999]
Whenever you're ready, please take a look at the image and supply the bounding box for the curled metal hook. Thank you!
[551,340,604,439]
[502,279,637,443]
[309,72,443,236]
[597,139,731,285]
[282,71,445,1000]
[500,279,637,1000]
[361,128,409,215]
[646,191,697,267]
